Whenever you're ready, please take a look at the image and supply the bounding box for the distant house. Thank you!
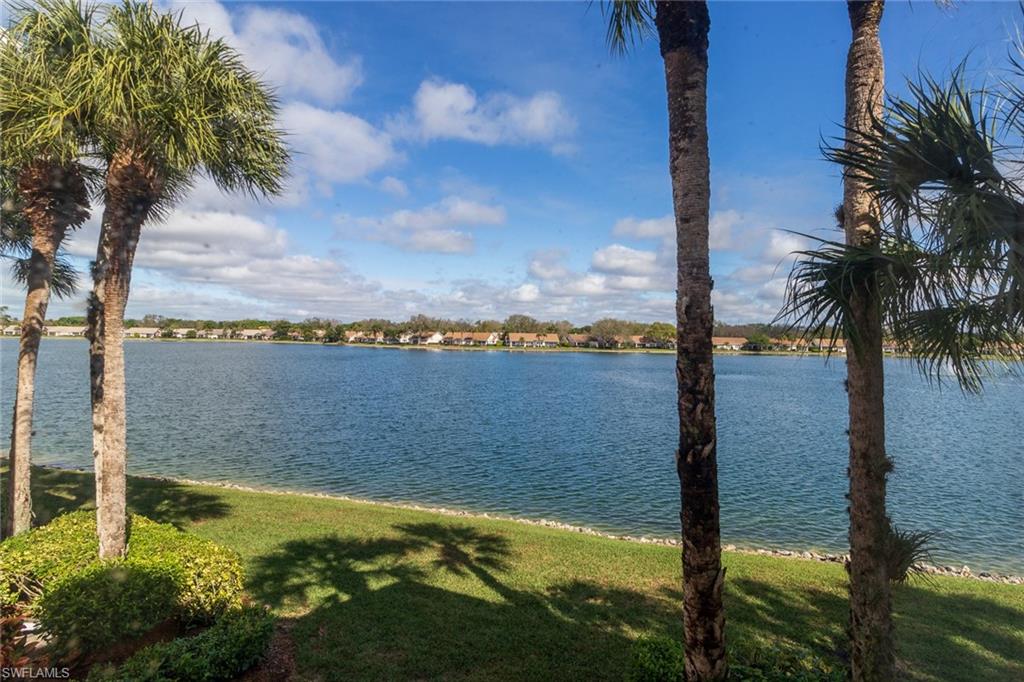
[443,331,500,346]
[410,331,444,345]
[126,327,161,339]
[810,338,846,354]
[172,328,193,339]
[563,333,593,347]
[711,336,747,351]
[45,325,87,337]
[506,332,559,348]
[197,328,225,339]
[394,331,413,344]
[237,328,273,340]
[2,325,20,336]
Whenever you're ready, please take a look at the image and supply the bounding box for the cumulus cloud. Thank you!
[170,1,362,106]
[378,176,409,198]
[527,249,570,280]
[281,103,399,189]
[591,244,660,276]
[335,196,506,254]
[391,79,575,150]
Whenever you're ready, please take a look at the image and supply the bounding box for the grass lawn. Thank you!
[10,465,1023,681]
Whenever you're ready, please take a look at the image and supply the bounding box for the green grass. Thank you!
[9,465,1023,681]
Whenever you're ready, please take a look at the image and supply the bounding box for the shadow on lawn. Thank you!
[11,464,231,529]
[247,521,682,681]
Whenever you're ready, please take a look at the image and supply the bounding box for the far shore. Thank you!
[11,334,848,358]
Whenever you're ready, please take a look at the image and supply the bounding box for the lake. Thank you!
[1,339,1022,573]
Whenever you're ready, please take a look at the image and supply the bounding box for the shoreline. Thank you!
[19,461,1023,585]
[10,335,863,359]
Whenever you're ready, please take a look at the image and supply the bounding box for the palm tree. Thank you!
[0,1,95,539]
[86,2,288,558]
[604,3,725,679]
[781,13,1024,681]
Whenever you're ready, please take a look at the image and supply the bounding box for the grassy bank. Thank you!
[8,465,1023,681]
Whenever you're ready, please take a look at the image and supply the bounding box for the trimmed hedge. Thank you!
[0,511,243,655]
[87,604,275,682]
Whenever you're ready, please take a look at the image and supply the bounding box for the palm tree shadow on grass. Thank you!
[246,521,682,681]
[7,464,231,529]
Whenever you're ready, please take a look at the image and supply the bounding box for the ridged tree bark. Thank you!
[4,162,88,538]
[90,148,158,559]
[843,2,893,680]
[655,3,726,679]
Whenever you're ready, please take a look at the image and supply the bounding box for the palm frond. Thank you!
[601,0,655,55]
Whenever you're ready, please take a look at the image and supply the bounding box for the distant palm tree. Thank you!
[87,1,289,557]
[603,2,725,679]
[781,8,1024,680]
[0,1,95,538]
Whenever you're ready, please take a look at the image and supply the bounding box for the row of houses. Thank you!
[2,325,857,353]
[0,325,289,340]
[342,330,673,349]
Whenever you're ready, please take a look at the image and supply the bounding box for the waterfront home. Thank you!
[126,327,161,339]
[711,336,747,351]
[197,328,225,339]
[410,331,444,345]
[506,332,559,348]
[2,325,20,336]
[45,325,87,337]
[563,333,593,347]
[172,328,193,339]
[443,331,500,346]
[237,328,273,340]
[810,338,847,353]
[394,331,413,344]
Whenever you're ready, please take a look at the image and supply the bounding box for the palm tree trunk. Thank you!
[4,162,87,539]
[90,149,156,559]
[655,3,726,680]
[843,2,893,680]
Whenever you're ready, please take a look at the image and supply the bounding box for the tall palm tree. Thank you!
[839,2,892,678]
[781,10,1024,681]
[604,3,725,679]
[0,0,95,538]
[87,2,289,558]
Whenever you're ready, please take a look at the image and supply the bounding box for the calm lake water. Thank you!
[1,339,1022,573]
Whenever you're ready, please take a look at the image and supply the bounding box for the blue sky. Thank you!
[26,1,1023,324]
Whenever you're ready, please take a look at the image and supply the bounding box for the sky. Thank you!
[7,0,1022,325]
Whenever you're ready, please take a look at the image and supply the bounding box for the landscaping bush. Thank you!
[87,604,275,682]
[0,511,244,655]
[626,635,684,682]
[625,636,845,681]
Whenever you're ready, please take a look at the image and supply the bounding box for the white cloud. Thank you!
[392,79,575,150]
[527,249,569,280]
[170,2,362,106]
[764,231,808,262]
[335,196,506,254]
[281,103,399,188]
[378,176,409,198]
[591,244,660,276]
[612,215,674,239]
[509,283,540,303]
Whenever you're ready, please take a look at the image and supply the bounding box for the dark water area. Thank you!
[2,339,1021,573]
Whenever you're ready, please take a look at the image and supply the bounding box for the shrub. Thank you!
[88,604,275,682]
[0,511,244,655]
[626,635,684,682]
[731,641,845,681]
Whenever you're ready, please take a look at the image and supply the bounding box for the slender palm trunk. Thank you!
[655,3,726,679]
[4,162,87,539]
[90,148,157,558]
[843,2,893,680]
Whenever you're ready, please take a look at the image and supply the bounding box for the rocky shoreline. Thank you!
[23,463,1024,586]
